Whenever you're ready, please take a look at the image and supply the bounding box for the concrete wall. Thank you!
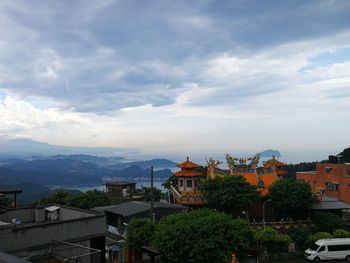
[0,215,106,252]
[0,208,35,223]
[59,207,95,220]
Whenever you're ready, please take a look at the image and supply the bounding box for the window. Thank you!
[328,244,350,251]
[318,246,325,252]
[187,180,192,188]
[325,182,340,191]
[325,167,332,174]
[180,179,184,187]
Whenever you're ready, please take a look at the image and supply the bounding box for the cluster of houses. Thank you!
[1,153,350,262]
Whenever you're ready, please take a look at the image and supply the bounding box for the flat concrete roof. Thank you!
[0,251,30,263]
[105,181,136,187]
[0,188,23,194]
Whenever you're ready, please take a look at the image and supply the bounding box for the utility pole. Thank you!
[263,199,271,229]
[150,166,155,222]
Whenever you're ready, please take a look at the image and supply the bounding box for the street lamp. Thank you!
[262,199,271,229]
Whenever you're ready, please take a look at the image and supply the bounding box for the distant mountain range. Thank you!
[0,155,176,186]
[0,138,138,157]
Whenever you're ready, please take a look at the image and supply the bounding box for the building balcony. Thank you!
[170,185,206,206]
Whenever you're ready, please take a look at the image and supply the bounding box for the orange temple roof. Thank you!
[174,170,201,177]
[264,157,285,167]
[177,157,200,169]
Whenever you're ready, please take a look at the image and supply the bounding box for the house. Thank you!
[297,157,350,205]
[0,204,106,263]
[105,181,137,204]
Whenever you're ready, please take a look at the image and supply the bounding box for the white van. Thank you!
[305,238,350,262]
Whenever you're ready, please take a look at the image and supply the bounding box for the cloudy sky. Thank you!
[0,0,349,157]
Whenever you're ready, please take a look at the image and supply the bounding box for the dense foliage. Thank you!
[255,227,292,253]
[286,225,311,249]
[268,179,313,210]
[141,187,162,202]
[333,229,350,238]
[312,212,341,233]
[283,162,318,179]
[153,209,254,263]
[126,218,155,251]
[339,146,350,162]
[201,176,259,213]
[40,190,110,209]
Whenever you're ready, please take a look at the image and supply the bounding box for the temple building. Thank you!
[207,153,281,196]
[170,154,285,207]
[170,157,205,206]
[263,155,287,178]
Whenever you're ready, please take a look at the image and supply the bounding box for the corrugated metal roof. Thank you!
[311,199,350,210]
[93,201,187,217]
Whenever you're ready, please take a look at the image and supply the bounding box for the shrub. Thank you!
[287,225,311,249]
[255,227,292,253]
[312,212,341,232]
[333,229,350,238]
[153,209,254,263]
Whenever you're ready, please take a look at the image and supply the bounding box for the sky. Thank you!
[0,0,350,158]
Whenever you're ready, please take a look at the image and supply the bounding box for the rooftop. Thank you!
[0,188,23,195]
[311,197,350,210]
[93,201,187,217]
[177,157,200,169]
[105,181,136,187]
[0,204,103,230]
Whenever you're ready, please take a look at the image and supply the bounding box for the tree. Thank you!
[153,209,254,263]
[126,218,155,251]
[40,191,72,205]
[339,146,350,162]
[268,179,313,210]
[312,212,341,233]
[287,224,311,249]
[142,187,162,202]
[68,190,110,209]
[255,227,292,253]
[40,190,110,209]
[201,176,259,213]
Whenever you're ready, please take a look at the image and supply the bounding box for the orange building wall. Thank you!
[297,163,350,204]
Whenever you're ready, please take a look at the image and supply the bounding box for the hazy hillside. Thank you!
[107,159,177,170]
[0,138,138,157]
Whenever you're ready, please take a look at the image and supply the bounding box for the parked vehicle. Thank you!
[305,238,350,262]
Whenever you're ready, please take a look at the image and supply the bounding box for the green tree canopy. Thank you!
[153,209,254,263]
[312,212,341,233]
[201,176,259,213]
[141,187,162,202]
[268,179,313,210]
[126,218,155,251]
[340,146,350,162]
[68,190,110,209]
[40,190,110,209]
[255,227,292,253]
[40,191,72,205]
